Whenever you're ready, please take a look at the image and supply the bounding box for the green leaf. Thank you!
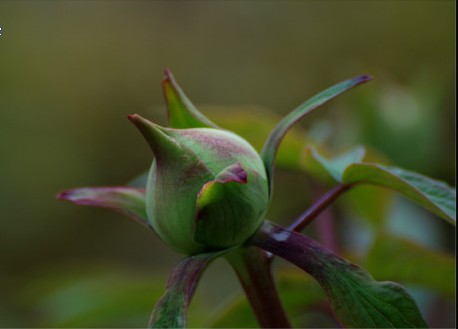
[251,222,428,328]
[344,163,456,224]
[304,146,366,183]
[149,251,224,328]
[364,234,456,297]
[304,147,456,224]
[260,75,372,196]
[162,69,219,129]
[56,187,149,229]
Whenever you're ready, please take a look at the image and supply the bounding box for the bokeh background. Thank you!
[0,1,455,327]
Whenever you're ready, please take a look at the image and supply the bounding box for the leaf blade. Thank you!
[250,222,428,328]
[303,147,456,224]
[344,163,456,224]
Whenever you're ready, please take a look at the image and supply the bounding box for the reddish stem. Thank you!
[288,184,353,232]
[226,247,292,328]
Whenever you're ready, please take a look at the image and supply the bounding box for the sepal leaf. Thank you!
[128,114,184,162]
[57,187,149,229]
[261,75,372,196]
[194,162,265,250]
[162,69,219,129]
[250,222,428,328]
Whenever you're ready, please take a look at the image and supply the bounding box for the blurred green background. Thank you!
[0,1,455,327]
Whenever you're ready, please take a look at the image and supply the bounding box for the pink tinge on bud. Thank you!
[214,162,248,184]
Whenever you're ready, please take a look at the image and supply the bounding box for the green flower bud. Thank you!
[128,114,269,255]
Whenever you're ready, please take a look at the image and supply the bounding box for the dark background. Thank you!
[0,1,455,327]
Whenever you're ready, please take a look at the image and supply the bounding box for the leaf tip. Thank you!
[163,67,173,79]
[55,189,86,205]
[127,113,154,131]
[56,190,71,201]
[356,74,373,84]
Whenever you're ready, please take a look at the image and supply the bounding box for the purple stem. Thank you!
[226,247,292,328]
[288,184,352,232]
[316,204,338,253]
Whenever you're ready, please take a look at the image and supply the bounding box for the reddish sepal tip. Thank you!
[56,190,71,201]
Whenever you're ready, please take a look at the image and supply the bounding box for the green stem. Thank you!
[225,247,292,328]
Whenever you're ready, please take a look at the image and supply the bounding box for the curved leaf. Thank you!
[149,251,224,328]
[344,163,456,224]
[261,75,372,196]
[162,69,219,129]
[56,187,149,229]
[250,222,428,328]
[304,147,456,224]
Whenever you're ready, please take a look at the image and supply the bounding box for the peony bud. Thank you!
[128,114,269,255]
[58,69,370,257]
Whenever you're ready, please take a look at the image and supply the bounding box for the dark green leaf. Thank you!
[344,163,456,224]
[251,222,428,328]
[260,75,372,196]
[304,147,456,224]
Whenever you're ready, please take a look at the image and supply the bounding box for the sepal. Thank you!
[57,186,149,229]
[162,69,219,129]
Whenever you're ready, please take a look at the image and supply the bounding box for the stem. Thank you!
[316,203,338,253]
[288,183,352,232]
[225,247,292,328]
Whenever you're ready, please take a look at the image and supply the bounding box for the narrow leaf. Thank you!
[162,69,219,129]
[57,187,149,229]
[148,251,223,328]
[250,222,428,328]
[343,163,456,224]
[364,234,456,297]
[261,75,372,196]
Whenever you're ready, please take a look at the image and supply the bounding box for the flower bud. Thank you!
[128,114,269,255]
